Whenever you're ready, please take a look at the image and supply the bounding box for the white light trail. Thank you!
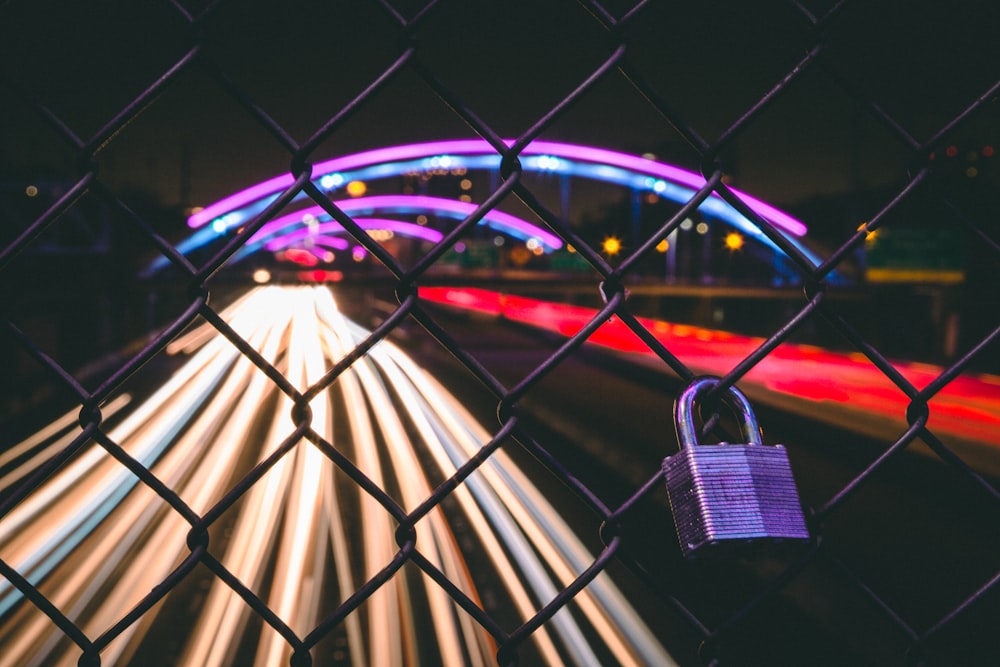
[0,394,131,495]
[0,286,677,666]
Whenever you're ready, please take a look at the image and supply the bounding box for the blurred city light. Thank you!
[602,235,622,256]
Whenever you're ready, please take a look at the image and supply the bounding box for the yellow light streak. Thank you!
[0,286,676,667]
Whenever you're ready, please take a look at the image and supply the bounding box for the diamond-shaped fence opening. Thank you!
[2,1,999,665]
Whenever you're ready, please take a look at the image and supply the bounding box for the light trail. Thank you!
[419,287,1000,474]
[0,395,131,495]
[314,287,492,667]
[0,286,677,666]
[0,288,295,665]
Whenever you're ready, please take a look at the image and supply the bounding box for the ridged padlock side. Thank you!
[663,447,763,557]
[663,444,809,558]
[745,445,810,538]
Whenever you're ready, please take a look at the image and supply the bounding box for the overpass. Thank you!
[145,140,826,283]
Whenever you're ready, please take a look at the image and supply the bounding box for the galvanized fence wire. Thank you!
[1,0,999,665]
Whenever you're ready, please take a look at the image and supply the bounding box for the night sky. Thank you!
[1,0,998,215]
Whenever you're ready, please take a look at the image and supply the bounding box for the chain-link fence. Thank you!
[2,1,999,665]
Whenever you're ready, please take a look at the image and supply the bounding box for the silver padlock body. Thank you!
[663,443,809,558]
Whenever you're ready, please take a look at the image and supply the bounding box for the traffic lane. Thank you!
[400,303,1000,666]
[417,287,1000,477]
[1,286,677,667]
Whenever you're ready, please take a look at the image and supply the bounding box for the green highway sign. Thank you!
[864,226,965,284]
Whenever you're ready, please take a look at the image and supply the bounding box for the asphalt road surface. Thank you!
[0,285,996,666]
[397,297,1000,667]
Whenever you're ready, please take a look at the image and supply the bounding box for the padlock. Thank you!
[663,377,809,558]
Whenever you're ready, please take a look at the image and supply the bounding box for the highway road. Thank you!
[404,288,1000,666]
[0,284,997,666]
[0,286,675,667]
[418,287,1000,473]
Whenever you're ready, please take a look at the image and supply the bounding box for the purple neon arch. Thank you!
[303,235,350,251]
[250,195,562,250]
[263,218,444,252]
[187,139,808,238]
[264,232,349,253]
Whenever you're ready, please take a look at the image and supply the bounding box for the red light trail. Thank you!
[419,287,1000,473]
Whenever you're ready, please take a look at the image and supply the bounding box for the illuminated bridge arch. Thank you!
[242,195,561,251]
[151,140,822,276]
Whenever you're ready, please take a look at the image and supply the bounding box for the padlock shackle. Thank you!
[674,377,763,449]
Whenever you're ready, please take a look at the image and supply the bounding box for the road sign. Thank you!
[864,226,965,284]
